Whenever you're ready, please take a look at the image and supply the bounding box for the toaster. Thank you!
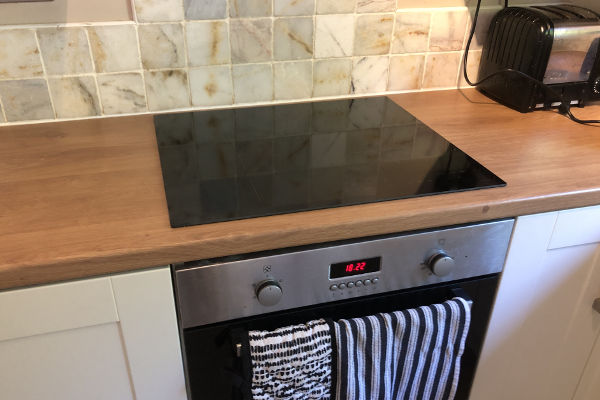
[477,4,600,113]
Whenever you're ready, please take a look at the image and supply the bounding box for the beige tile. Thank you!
[230,19,273,63]
[232,63,273,103]
[352,56,389,94]
[134,0,184,22]
[315,14,355,58]
[230,0,272,17]
[429,9,469,52]
[88,25,141,73]
[0,101,5,123]
[144,70,191,111]
[186,21,230,66]
[48,76,100,119]
[97,73,147,115]
[313,58,352,97]
[316,0,355,13]
[189,66,233,106]
[388,54,425,91]
[459,49,481,88]
[0,30,43,79]
[184,0,227,20]
[354,14,394,56]
[466,6,502,50]
[274,0,315,16]
[0,79,54,122]
[37,27,94,75]
[392,12,431,54]
[357,0,395,13]
[422,52,461,89]
[397,0,499,7]
[274,61,312,100]
[138,24,186,69]
[274,17,314,61]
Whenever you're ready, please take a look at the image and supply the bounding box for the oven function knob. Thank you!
[255,280,283,306]
[355,280,363,287]
[347,282,355,288]
[427,251,455,277]
[363,279,371,286]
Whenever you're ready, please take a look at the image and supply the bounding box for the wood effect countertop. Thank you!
[2,89,600,290]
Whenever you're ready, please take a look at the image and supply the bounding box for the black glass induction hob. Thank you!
[154,97,505,228]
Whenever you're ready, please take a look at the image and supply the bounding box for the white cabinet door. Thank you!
[470,206,600,400]
[573,332,600,400]
[0,267,187,400]
[0,276,134,400]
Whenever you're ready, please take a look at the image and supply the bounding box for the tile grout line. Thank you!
[83,27,106,116]
[33,28,57,119]
[0,86,463,127]
[133,24,150,112]
[0,92,7,123]
[387,9,397,92]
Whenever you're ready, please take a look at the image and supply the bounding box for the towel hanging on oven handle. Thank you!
[233,287,474,358]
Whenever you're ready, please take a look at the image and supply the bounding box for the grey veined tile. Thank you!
[354,13,394,56]
[274,17,314,61]
[37,27,94,75]
[356,0,395,13]
[230,0,272,17]
[88,25,141,73]
[189,66,233,106]
[0,79,54,122]
[48,76,101,119]
[144,70,191,111]
[274,61,312,100]
[138,23,186,69]
[274,0,315,16]
[133,0,184,22]
[316,0,355,14]
[0,30,43,79]
[230,19,272,63]
[186,21,230,66]
[352,56,389,94]
[232,63,273,103]
[184,0,227,20]
[97,73,147,115]
[315,14,355,58]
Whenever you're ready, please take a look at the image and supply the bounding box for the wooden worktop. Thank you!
[2,89,600,290]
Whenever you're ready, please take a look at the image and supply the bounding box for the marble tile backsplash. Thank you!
[0,0,505,125]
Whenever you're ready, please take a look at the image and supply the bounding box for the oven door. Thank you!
[181,275,498,400]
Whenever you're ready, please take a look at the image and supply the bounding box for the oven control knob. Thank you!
[427,252,455,277]
[256,280,283,306]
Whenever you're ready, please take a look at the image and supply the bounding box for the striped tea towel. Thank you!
[248,318,334,400]
[333,297,472,400]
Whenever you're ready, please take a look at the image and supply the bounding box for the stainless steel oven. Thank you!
[172,219,514,400]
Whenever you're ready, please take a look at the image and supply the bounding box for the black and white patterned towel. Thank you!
[247,318,334,400]
[333,297,472,400]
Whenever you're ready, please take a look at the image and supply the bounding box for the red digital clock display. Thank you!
[330,257,381,279]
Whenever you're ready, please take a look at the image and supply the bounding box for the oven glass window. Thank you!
[330,256,381,279]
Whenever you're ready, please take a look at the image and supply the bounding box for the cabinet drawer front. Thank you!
[549,205,600,249]
[0,277,118,342]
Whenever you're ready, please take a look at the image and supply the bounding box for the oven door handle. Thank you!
[234,288,474,358]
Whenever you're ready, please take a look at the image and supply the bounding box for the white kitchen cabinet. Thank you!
[0,267,186,400]
[470,206,600,400]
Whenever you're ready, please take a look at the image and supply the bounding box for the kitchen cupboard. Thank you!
[470,206,600,400]
[0,267,186,400]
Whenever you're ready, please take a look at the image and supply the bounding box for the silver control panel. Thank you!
[174,219,514,328]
